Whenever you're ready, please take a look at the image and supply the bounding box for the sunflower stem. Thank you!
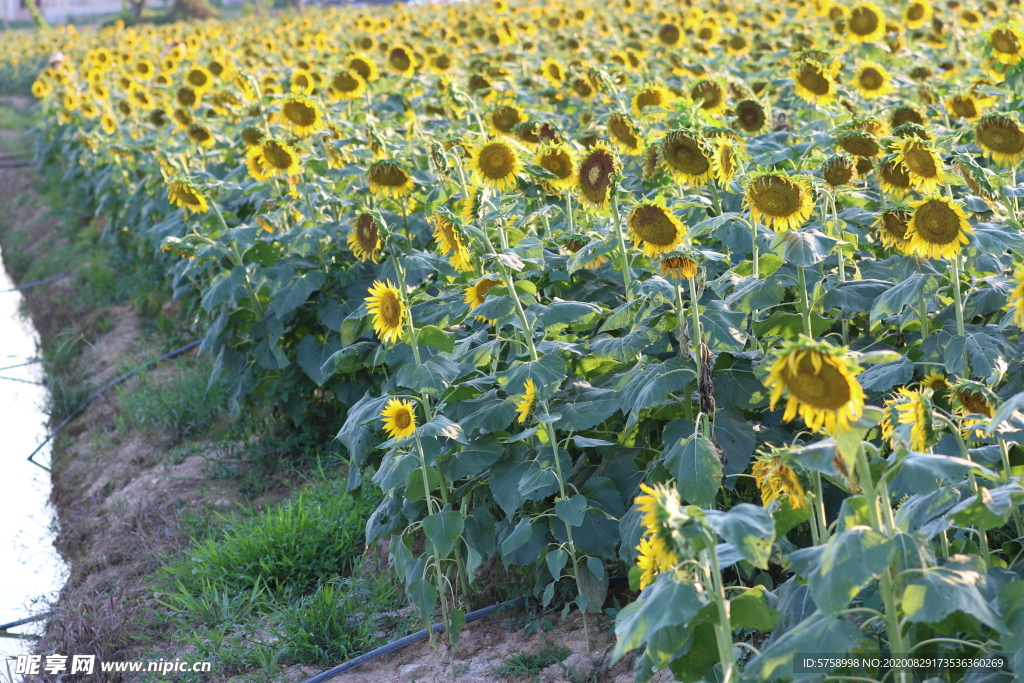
[951,253,966,337]
[919,298,930,339]
[812,470,829,541]
[610,185,634,301]
[705,537,737,683]
[998,439,1024,538]
[936,413,993,562]
[688,272,703,363]
[797,266,813,338]
[674,281,689,358]
[709,179,723,217]
[564,190,575,234]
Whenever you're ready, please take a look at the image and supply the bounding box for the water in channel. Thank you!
[0,245,65,666]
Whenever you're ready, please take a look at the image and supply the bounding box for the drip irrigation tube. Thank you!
[26,340,201,471]
[0,358,40,372]
[0,612,51,632]
[0,270,79,294]
[302,575,629,683]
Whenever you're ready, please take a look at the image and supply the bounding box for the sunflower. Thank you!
[515,378,537,424]
[430,214,473,271]
[726,33,752,56]
[752,454,807,509]
[922,370,949,391]
[660,131,712,185]
[185,65,215,95]
[711,136,743,185]
[167,180,209,216]
[380,398,417,440]
[946,94,984,121]
[975,114,1024,165]
[990,26,1023,65]
[463,277,502,323]
[540,57,566,84]
[387,45,417,77]
[187,123,215,148]
[100,113,117,135]
[279,96,325,136]
[837,130,881,158]
[690,80,727,115]
[329,70,366,101]
[346,54,379,82]
[632,84,674,118]
[905,197,973,260]
[953,384,994,440]
[657,22,682,46]
[903,0,932,28]
[469,138,522,191]
[853,62,896,99]
[246,140,302,182]
[365,280,406,344]
[894,138,944,193]
[660,256,699,280]
[792,60,837,105]
[1009,268,1024,328]
[635,534,677,590]
[576,144,619,208]
[744,173,815,232]
[886,388,937,452]
[891,106,926,129]
[766,338,866,434]
[878,160,913,197]
[367,160,415,197]
[875,209,913,249]
[348,213,382,263]
[489,105,524,135]
[607,113,644,155]
[534,143,577,191]
[846,2,887,42]
[734,99,767,133]
[627,202,685,257]
[821,155,856,188]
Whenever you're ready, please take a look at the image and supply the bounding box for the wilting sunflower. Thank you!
[905,197,973,260]
[367,160,414,197]
[660,256,698,280]
[690,80,727,116]
[946,94,984,121]
[607,113,644,155]
[853,62,896,99]
[660,131,712,185]
[891,106,926,129]
[711,136,743,185]
[167,180,209,216]
[837,130,881,158]
[365,280,406,344]
[744,173,815,232]
[875,209,913,249]
[279,97,325,136]
[894,138,944,193]
[380,398,417,440]
[534,143,577,191]
[883,388,937,452]
[846,2,887,42]
[734,99,767,133]
[576,145,619,208]
[430,214,473,272]
[903,0,932,28]
[627,202,685,256]
[821,155,856,188]
[752,454,807,509]
[489,105,525,135]
[246,139,302,182]
[990,26,1023,65]
[975,114,1024,165]
[469,138,522,191]
[329,70,366,101]
[1009,267,1024,328]
[347,213,382,263]
[953,383,994,442]
[766,338,866,434]
[792,60,837,105]
[632,84,674,118]
[878,160,913,197]
[515,378,537,424]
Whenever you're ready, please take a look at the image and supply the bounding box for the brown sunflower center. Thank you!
[913,200,961,245]
[629,205,679,246]
[992,29,1020,55]
[796,64,831,96]
[729,35,748,51]
[609,115,640,150]
[823,157,855,186]
[264,142,295,170]
[389,48,412,72]
[892,107,925,127]
[736,100,765,131]
[691,81,723,110]
[907,3,925,20]
[718,145,734,176]
[378,291,402,327]
[858,67,884,90]
[189,125,211,142]
[750,176,803,217]
[187,69,209,88]
[579,150,615,203]
[840,134,880,158]
[902,143,938,178]
[392,407,412,429]
[350,58,372,80]
[476,279,500,299]
[283,100,317,127]
[540,149,572,179]
[880,161,911,189]
[662,133,710,177]
[635,89,664,112]
[977,118,1024,154]
[849,6,881,36]
[479,143,516,178]
[356,213,379,251]
[783,352,853,410]
[492,106,522,133]
[370,163,410,187]
[956,390,992,416]
[572,79,594,97]
[881,211,911,240]
[433,54,453,71]
[333,72,361,92]
[951,97,979,119]
[658,23,680,45]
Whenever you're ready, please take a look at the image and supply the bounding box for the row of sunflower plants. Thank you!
[9,0,1024,679]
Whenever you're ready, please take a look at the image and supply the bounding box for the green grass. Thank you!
[492,645,572,679]
[116,358,227,442]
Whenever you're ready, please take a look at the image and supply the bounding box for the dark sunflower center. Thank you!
[379,291,402,327]
[691,81,723,110]
[371,163,409,187]
[840,134,880,157]
[907,3,925,20]
[859,68,884,90]
[784,352,853,410]
[952,97,978,118]
[629,206,679,246]
[718,146,733,176]
[479,144,515,178]
[178,188,202,207]
[433,55,452,70]
[737,101,765,131]
[609,116,640,150]
[477,279,499,298]
[579,151,615,202]
[357,214,378,250]
[492,106,522,133]
[880,161,911,188]
[390,49,412,71]
[540,150,572,178]
[977,119,1024,154]
[283,101,317,127]
[635,89,663,112]
[189,125,211,142]
[393,408,411,429]
[662,134,710,176]
[849,6,880,35]
[881,211,910,239]
[572,79,593,97]
[914,200,961,245]
[823,158,854,186]
[992,29,1020,54]
[797,64,831,96]
[333,72,360,92]
[729,35,748,51]
[658,24,680,45]
[903,146,936,178]
[892,107,924,127]
[956,390,991,416]
[187,69,209,88]
[264,142,294,170]
[350,59,372,80]
[750,176,802,216]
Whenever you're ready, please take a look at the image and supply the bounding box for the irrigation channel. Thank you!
[0,243,64,663]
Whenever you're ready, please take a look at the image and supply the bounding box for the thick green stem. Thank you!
[706,540,736,683]
[688,274,702,361]
[951,255,966,337]
[610,187,633,301]
[919,298,930,339]
[812,471,829,541]
[565,190,575,233]
[999,439,1024,538]
[709,180,723,216]
[797,266,813,338]
[674,281,688,357]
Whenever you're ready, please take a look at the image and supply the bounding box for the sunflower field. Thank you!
[6,0,1024,679]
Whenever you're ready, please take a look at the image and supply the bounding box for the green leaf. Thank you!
[997,580,1024,672]
[536,300,603,329]
[579,557,609,613]
[753,310,832,339]
[500,518,533,558]
[730,585,780,631]
[747,613,867,680]
[417,325,455,353]
[713,407,756,486]
[440,436,503,480]
[451,390,516,435]
[295,335,343,386]
[418,415,467,443]
[407,579,438,620]
[547,548,568,581]
[903,555,1007,632]
[373,452,419,493]
[500,354,567,393]
[270,270,325,317]
[725,274,786,313]
[589,326,660,361]
[949,483,1024,530]
[789,526,894,616]
[471,295,515,323]
[770,229,837,266]
[201,265,246,312]
[612,578,704,662]
[395,356,463,395]
[706,503,775,569]
[422,510,464,558]
[489,453,530,516]
[700,303,748,351]
[665,434,723,508]
[870,273,939,324]
[552,382,620,431]
[555,494,587,527]
[944,333,1014,382]
[822,280,893,317]
[618,357,696,430]
[856,356,913,393]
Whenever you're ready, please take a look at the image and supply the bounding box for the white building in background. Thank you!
[1,0,132,24]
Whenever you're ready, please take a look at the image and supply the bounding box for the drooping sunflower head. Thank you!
[347,212,382,263]
[607,113,644,156]
[891,105,926,129]
[279,96,325,136]
[660,131,712,185]
[627,202,686,257]
[689,79,727,116]
[846,2,887,42]
[534,143,577,191]
[853,62,895,99]
[975,113,1024,165]
[635,535,677,590]
[632,84,674,118]
[380,397,417,441]
[946,94,984,121]
[952,382,995,441]
[469,138,523,192]
[576,144,619,208]
[792,60,836,105]
[367,160,414,197]
[167,179,209,216]
[733,99,767,133]
[489,105,524,135]
[752,451,807,510]
[894,138,944,193]
[837,130,881,158]
[883,387,937,452]
[241,127,265,148]
[878,159,912,197]
[922,370,950,391]
[875,209,913,250]
[365,280,406,344]
[906,196,973,260]
[430,213,473,272]
[821,155,857,188]
[660,256,699,280]
[766,337,866,434]
[990,26,1023,65]
[515,378,537,424]
[711,136,744,185]
[744,173,815,232]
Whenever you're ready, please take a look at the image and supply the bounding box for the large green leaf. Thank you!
[730,585,780,631]
[747,613,867,681]
[422,510,464,558]
[440,436,504,480]
[612,578,705,661]
[903,555,1007,632]
[665,434,723,508]
[394,356,464,395]
[705,503,775,568]
[617,357,696,429]
[551,382,620,431]
[270,270,325,317]
[770,229,837,266]
[822,279,893,317]
[789,526,894,616]
[856,356,913,393]
[700,303,748,351]
[451,389,516,435]
[870,273,939,324]
[589,326,661,361]
[500,354,568,393]
[295,335,343,386]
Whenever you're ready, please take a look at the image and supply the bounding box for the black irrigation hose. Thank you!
[0,612,51,632]
[26,340,201,471]
[0,270,79,294]
[303,576,630,683]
